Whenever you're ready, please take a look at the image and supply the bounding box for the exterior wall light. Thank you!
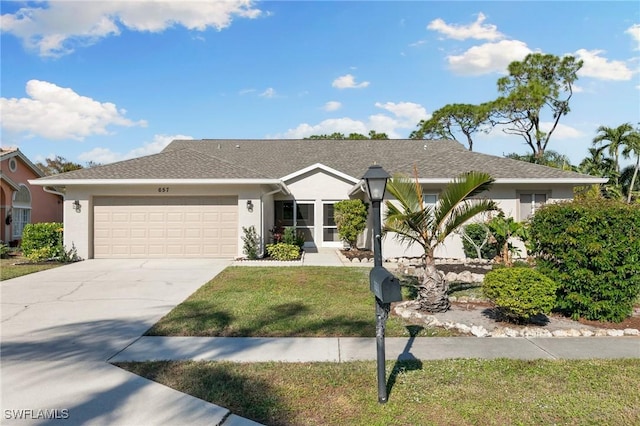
[246,200,254,212]
[73,200,81,213]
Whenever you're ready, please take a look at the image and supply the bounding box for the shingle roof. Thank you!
[35,139,601,182]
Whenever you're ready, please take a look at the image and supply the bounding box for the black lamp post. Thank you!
[362,164,393,403]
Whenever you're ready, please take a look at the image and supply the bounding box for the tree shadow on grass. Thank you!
[116,361,288,426]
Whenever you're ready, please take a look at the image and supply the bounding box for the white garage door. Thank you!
[93,196,238,258]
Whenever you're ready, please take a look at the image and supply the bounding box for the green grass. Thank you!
[0,257,63,281]
[146,266,458,338]
[117,358,640,426]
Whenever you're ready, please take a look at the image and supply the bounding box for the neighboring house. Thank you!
[1,148,64,245]
[30,139,605,260]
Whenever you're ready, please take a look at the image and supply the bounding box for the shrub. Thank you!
[21,223,63,260]
[265,243,301,261]
[334,199,369,249]
[0,241,10,259]
[460,223,496,259]
[483,268,558,322]
[241,226,260,259]
[282,227,304,249]
[529,199,640,322]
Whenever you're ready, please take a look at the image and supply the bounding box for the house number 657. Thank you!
[158,187,170,193]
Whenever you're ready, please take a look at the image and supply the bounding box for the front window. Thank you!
[519,193,547,220]
[274,200,315,243]
[12,184,32,239]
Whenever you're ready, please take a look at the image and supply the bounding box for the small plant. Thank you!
[334,199,368,249]
[483,268,558,322]
[459,223,495,259]
[0,241,10,259]
[241,226,260,259]
[59,243,81,263]
[487,213,528,265]
[265,243,301,261]
[281,227,304,249]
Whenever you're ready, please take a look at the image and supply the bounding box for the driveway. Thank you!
[1,259,234,425]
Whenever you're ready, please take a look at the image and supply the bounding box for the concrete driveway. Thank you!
[0,259,240,425]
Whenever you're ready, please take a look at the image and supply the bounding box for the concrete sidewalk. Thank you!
[111,336,640,363]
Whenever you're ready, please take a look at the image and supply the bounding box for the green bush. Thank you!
[334,199,368,249]
[241,226,260,259]
[529,199,640,322]
[282,227,305,249]
[483,268,558,322]
[265,243,301,261]
[0,241,10,259]
[21,223,63,260]
[461,223,496,259]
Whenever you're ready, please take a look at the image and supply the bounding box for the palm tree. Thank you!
[578,147,621,199]
[384,170,496,312]
[621,128,640,203]
[592,123,635,186]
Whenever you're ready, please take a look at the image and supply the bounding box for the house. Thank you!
[30,139,605,260]
[1,148,64,245]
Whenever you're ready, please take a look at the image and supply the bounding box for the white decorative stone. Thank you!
[623,328,640,336]
[580,329,595,337]
[503,328,520,337]
[457,271,473,283]
[594,329,609,337]
[552,329,571,337]
[471,273,485,283]
[444,272,458,282]
[471,325,489,337]
[456,324,472,334]
[607,329,624,337]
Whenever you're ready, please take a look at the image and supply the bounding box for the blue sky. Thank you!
[1,1,639,169]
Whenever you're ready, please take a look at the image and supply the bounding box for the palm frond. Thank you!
[434,171,495,232]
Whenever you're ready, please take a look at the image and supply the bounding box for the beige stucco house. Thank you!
[30,139,605,260]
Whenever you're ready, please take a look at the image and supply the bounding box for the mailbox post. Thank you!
[363,164,401,404]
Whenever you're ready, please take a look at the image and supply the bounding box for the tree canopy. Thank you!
[36,156,83,175]
[410,103,493,151]
[305,130,388,140]
[492,53,583,160]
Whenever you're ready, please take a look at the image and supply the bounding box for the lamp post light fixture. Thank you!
[363,164,401,404]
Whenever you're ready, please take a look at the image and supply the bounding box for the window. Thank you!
[274,200,314,243]
[12,184,32,239]
[519,193,547,220]
[423,193,438,207]
[8,158,17,172]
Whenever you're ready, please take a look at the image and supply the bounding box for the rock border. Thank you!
[393,301,640,338]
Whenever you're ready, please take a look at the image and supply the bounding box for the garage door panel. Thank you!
[94,196,238,258]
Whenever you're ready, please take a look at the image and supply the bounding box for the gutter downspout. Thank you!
[42,186,65,197]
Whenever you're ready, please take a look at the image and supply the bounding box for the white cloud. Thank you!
[332,74,370,89]
[274,101,429,139]
[574,49,633,81]
[0,80,146,140]
[323,101,342,111]
[1,0,263,57]
[259,87,277,98]
[427,12,503,41]
[626,23,640,50]
[77,134,193,164]
[447,40,532,75]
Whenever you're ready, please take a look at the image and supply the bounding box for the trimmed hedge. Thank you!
[21,222,63,261]
[529,200,640,322]
[483,268,558,322]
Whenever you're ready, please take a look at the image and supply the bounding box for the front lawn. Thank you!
[146,266,457,338]
[117,359,640,426]
[0,256,64,281]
